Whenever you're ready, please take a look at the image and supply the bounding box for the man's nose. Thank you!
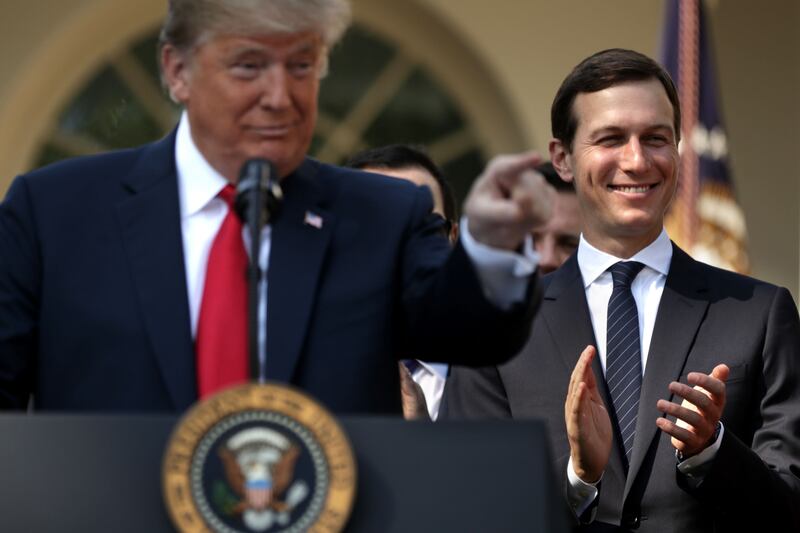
[536,238,559,275]
[619,137,650,174]
[259,66,292,110]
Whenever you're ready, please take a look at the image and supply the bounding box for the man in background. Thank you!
[444,48,800,531]
[346,144,458,420]
[533,162,581,274]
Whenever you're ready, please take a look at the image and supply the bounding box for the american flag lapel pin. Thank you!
[303,210,323,229]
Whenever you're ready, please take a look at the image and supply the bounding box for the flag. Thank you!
[660,0,750,273]
[303,210,323,229]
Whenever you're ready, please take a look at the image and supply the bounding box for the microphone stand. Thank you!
[234,159,283,383]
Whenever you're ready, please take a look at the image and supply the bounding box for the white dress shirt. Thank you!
[176,113,272,376]
[567,230,724,516]
[408,362,449,420]
[174,112,538,383]
[579,231,672,373]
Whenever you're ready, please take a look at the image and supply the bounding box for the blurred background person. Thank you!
[533,162,582,274]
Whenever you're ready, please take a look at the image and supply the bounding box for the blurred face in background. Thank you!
[532,190,582,274]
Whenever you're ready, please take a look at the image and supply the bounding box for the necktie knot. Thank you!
[609,261,645,289]
[218,184,236,208]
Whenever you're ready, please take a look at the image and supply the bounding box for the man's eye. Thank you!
[597,135,622,146]
[558,237,580,252]
[644,135,669,145]
[289,61,315,77]
[231,61,262,78]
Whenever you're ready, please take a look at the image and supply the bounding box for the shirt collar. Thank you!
[175,111,229,219]
[577,229,672,288]
[419,361,449,379]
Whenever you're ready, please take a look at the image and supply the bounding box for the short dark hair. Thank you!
[537,162,574,194]
[345,144,458,224]
[551,48,681,151]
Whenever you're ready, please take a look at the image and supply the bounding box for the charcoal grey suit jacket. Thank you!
[444,246,800,532]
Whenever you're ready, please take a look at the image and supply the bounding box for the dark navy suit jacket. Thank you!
[0,132,537,413]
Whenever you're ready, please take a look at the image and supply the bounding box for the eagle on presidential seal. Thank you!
[217,426,310,531]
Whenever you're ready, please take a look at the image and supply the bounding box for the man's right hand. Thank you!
[565,345,612,483]
[463,151,555,251]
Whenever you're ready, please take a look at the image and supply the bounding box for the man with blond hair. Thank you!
[0,0,554,413]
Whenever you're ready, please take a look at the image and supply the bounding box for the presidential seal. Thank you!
[163,383,357,533]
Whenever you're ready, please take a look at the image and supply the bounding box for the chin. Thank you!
[241,144,290,164]
[617,218,663,239]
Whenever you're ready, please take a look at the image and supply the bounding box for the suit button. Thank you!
[623,513,641,529]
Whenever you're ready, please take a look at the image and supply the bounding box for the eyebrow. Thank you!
[589,124,675,137]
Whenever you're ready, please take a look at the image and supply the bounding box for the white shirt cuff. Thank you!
[567,456,600,517]
[459,216,539,309]
[677,422,725,478]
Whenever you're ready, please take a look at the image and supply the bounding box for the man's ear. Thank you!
[160,44,191,104]
[549,139,575,184]
[448,221,460,245]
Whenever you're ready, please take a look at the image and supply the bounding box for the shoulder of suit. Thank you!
[676,247,785,299]
[313,159,420,190]
[310,159,426,204]
[17,134,171,192]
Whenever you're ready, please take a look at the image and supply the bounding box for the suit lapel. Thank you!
[541,255,605,396]
[543,255,631,481]
[115,132,197,410]
[624,245,709,499]
[266,160,335,382]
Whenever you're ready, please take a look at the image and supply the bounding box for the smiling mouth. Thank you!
[608,183,658,193]
[249,125,291,137]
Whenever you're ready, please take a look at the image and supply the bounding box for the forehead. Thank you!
[572,79,675,134]
[197,30,323,57]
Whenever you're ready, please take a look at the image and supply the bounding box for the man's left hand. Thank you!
[656,364,729,457]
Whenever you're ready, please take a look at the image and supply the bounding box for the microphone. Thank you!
[234,159,283,227]
[233,159,283,383]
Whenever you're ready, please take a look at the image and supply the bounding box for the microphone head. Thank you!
[234,159,283,225]
[236,158,273,194]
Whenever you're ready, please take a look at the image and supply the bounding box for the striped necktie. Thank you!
[605,261,645,464]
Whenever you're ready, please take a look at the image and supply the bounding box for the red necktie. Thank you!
[196,184,249,398]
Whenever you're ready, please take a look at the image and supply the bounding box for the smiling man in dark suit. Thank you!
[0,0,555,413]
[443,48,800,531]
